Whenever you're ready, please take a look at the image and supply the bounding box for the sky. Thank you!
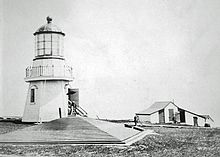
[1,0,220,126]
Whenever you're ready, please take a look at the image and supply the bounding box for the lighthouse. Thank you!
[22,17,74,122]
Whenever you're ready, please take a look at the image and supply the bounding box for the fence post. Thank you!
[63,65,65,76]
[52,65,54,76]
[39,66,42,76]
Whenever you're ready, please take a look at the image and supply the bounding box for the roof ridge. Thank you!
[154,101,172,103]
[136,101,175,115]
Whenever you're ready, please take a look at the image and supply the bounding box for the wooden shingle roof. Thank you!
[136,101,213,121]
[136,101,176,115]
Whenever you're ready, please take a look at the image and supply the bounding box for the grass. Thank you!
[0,122,219,156]
[0,122,33,134]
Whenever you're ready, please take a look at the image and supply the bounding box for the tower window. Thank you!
[30,88,35,103]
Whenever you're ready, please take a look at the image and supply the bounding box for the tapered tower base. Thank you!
[22,80,69,122]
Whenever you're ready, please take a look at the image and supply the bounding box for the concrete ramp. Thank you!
[84,117,140,141]
[0,117,151,145]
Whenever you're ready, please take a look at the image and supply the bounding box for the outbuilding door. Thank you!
[179,109,186,123]
[169,109,174,121]
[193,117,198,126]
[159,109,165,123]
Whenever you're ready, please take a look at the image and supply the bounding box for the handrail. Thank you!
[25,65,73,78]
[77,106,88,115]
[76,108,85,116]
[68,100,87,117]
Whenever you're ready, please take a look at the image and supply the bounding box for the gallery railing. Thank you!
[25,65,73,78]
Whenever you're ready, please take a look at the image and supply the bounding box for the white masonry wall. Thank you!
[150,112,159,123]
[137,114,150,122]
[22,80,69,122]
[185,111,205,127]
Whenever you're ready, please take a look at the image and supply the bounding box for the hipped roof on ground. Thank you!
[0,117,145,145]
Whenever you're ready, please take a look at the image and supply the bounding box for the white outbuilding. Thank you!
[136,101,214,127]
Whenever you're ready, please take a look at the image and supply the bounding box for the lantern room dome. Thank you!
[34,16,65,36]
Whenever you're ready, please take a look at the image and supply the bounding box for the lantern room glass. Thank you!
[35,33,64,57]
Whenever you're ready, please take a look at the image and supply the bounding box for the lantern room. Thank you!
[34,16,65,58]
[24,16,73,82]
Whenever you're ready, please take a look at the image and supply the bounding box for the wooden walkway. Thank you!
[0,117,143,144]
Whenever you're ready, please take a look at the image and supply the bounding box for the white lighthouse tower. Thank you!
[22,17,74,122]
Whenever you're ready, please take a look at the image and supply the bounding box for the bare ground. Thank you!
[0,122,219,156]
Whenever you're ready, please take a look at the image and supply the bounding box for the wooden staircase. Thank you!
[68,100,88,117]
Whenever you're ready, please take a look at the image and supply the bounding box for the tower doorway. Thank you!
[67,88,87,117]
[67,88,78,116]
[67,88,79,107]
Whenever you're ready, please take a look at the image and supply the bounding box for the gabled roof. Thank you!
[136,101,213,121]
[201,115,214,122]
[136,101,176,115]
